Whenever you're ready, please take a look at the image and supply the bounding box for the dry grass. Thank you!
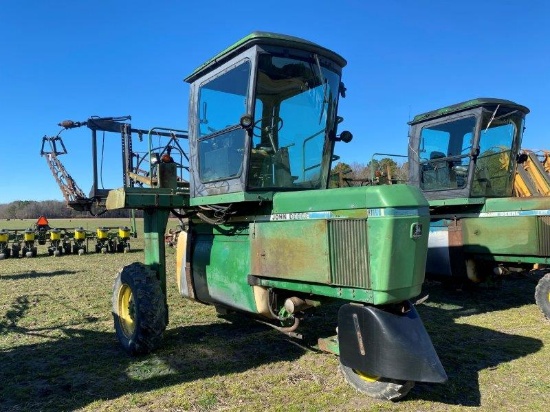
[1,218,550,411]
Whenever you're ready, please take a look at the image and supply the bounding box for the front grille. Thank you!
[328,219,370,288]
[538,216,550,256]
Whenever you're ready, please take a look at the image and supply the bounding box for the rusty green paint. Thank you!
[250,220,331,283]
[462,215,547,257]
[143,209,170,322]
[483,197,550,213]
[192,227,258,313]
[409,97,529,125]
[106,187,190,210]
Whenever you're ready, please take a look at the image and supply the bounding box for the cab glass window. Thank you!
[419,116,476,191]
[197,61,250,182]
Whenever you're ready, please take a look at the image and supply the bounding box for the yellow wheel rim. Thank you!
[354,369,380,383]
[118,284,135,338]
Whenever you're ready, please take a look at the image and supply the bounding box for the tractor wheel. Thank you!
[32,247,38,257]
[0,248,8,259]
[535,273,550,319]
[339,363,414,401]
[112,262,167,355]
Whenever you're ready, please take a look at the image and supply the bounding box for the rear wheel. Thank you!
[339,363,414,401]
[112,262,167,355]
[535,273,550,319]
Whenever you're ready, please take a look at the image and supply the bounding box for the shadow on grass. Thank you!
[408,273,545,406]
[0,318,305,411]
[2,270,79,281]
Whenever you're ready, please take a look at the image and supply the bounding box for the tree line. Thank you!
[0,200,135,220]
[330,158,409,188]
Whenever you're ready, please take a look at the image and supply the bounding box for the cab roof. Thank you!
[409,97,530,125]
[184,31,347,84]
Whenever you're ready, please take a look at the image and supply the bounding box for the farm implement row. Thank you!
[0,216,133,258]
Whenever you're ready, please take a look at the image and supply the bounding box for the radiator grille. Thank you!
[538,216,550,256]
[328,219,370,288]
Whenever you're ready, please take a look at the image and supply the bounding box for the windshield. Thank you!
[471,111,523,197]
[418,116,476,191]
[248,54,341,190]
[417,111,524,197]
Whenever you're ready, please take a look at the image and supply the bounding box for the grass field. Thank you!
[1,218,549,411]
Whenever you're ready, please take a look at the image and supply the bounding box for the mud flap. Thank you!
[338,303,447,383]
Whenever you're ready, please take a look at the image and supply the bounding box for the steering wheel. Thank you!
[253,116,283,137]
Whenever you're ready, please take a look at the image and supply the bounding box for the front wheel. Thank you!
[112,262,167,355]
[535,272,550,319]
[339,363,414,401]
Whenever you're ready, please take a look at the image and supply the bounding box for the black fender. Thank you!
[338,302,447,383]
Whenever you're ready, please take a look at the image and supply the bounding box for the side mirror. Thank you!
[336,131,353,143]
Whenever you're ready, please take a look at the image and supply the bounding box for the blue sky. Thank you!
[1,1,548,203]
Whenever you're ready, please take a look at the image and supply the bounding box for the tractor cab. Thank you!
[408,98,529,202]
[184,32,349,204]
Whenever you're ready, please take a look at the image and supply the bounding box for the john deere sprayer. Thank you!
[106,32,446,400]
[407,98,550,318]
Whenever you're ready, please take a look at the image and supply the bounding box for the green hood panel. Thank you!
[272,185,429,213]
[483,197,550,212]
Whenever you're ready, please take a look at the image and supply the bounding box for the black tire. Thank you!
[535,273,550,319]
[11,246,20,258]
[112,262,167,355]
[339,363,414,401]
[32,247,38,257]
